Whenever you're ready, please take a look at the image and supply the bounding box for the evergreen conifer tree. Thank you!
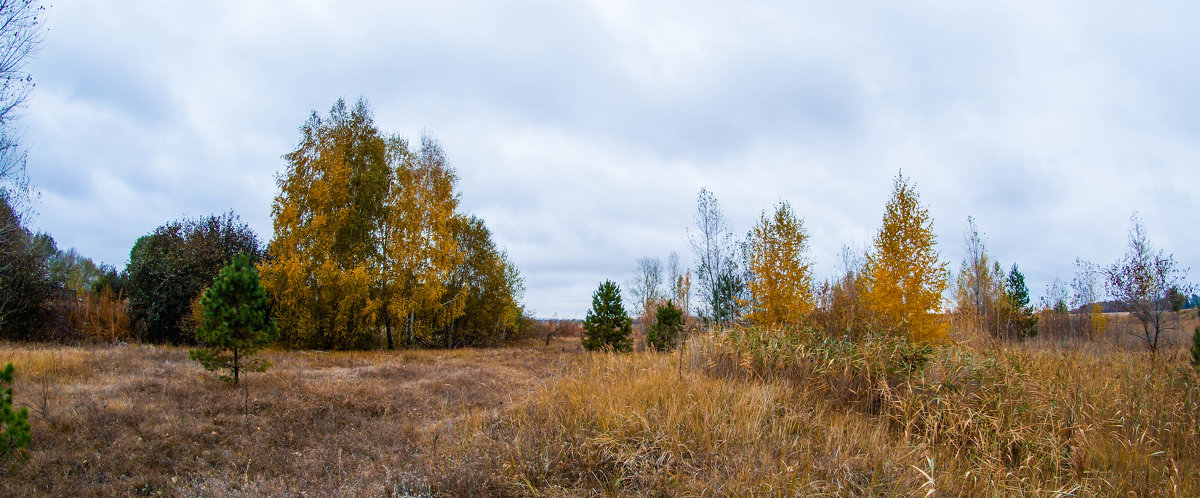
[646,301,684,351]
[1191,325,1200,368]
[582,280,633,352]
[0,363,30,461]
[1006,264,1038,339]
[190,254,278,384]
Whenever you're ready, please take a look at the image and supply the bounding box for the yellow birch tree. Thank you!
[434,215,525,347]
[863,173,950,341]
[260,98,388,349]
[743,201,814,328]
[262,98,523,350]
[378,134,464,348]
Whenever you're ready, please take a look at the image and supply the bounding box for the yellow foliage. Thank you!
[260,99,388,349]
[260,99,512,349]
[863,173,950,341]
[1089,303,1107,338]
[378,135,465,347]
[743,201,814,329]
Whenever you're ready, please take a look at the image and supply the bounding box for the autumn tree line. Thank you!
[0,98,528,352]
[584,174,960,351]
[1,98,1195,360]
[583,173,1197,357]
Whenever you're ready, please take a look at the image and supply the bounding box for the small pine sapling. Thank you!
[0,363,31,462]
[1191,325,1200,369]
[581,280,633,352]
[647,301,684,351]
[1006,264,1038,339]
[189,253,278,385]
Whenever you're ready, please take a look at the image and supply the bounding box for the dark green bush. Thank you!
[125,212,261,344]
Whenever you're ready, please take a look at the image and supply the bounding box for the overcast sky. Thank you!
[23,1,1200,318]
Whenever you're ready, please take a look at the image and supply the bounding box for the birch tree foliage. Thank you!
[378,134,464,348]
[952,216,1007,337]
[689,188,740,327]
[743,201,814,329]
[863,173,950,341]
[261,98,388,349]
[262,98,521,350]
[433,215,525,347]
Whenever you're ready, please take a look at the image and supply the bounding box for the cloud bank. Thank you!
[26,1,1200,317]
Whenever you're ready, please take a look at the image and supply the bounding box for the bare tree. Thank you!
[0,0,47,338]
[627,256,663,316]
[1069,258,1106,340]
[953,216,1006,337]
[688,188,739,327]
[667,251,681,305]
[0,0,45,209]
[1105,214,1194,355]
[1070,259,1101,311]
[542,315,563,346]
[666,251,691,323]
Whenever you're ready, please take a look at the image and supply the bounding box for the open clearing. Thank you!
[0,342,571,495]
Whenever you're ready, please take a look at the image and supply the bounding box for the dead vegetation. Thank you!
[0,342,568,495]
[1,315,1199,495]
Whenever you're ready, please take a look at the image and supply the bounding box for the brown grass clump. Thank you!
[68,286,133,344]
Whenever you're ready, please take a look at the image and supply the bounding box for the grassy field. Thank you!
[2,314,1199,496]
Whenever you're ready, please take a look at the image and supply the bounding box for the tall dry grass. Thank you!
[695,328,1200,495]
[433,326,1200,495]
[438,348,927,495]
[2,322,1198,495]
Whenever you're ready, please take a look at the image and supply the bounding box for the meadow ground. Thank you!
[1,312,1198,496]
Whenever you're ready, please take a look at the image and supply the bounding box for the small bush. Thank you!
[66,286,131,343]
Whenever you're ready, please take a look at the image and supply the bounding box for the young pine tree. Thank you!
[190,254,278,385]
[1005,264,1038,339]
[581,280,633,352]
[0,363,31,462]
[646,301,685,351]
[1191,325,1200,369]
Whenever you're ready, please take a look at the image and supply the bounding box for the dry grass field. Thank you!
[0,342,571,495]
[1,312,1199,496]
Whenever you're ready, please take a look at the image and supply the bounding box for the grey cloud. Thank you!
[20,1,1200,317]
